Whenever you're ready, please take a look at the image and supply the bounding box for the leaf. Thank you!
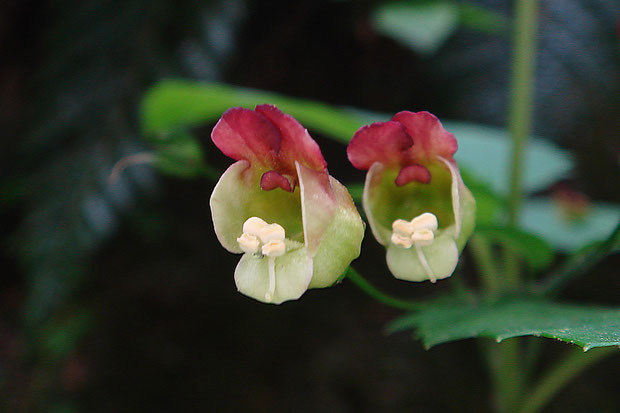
[458,2,507,34]
[151,131,208,178]
[371,1,459,56]
[519,198,620,252]
[389,296,620,351]
[444,122,574,197]
[476,224,554,270]
[141,80,362,143]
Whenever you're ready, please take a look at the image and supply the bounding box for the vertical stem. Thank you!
[470,234,500,295]
[485,339,524,412]
[518,347,617,413]
[507,0,539,227]
[485,1,539,412]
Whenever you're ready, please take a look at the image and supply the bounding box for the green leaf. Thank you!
[141,80,362,143]
[371,1,459,56]
[444,122,574,197]
[151,131,207,178]
[458,2,507,34]
[519,198,620,251]
[476,224,554,270]
[460,169,504,224]
[389,296,620,351]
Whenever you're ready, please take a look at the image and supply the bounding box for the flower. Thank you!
[347,111,475,282]
[210,104,365,304]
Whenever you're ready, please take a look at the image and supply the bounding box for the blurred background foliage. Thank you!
[0,0,618,411]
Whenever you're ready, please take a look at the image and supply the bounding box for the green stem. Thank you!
[507,0,539,227]
[485,1,539,410]
[487,339,524,412]
[470,234,501,295]
[518,347,618,413]
[345,267,424,311]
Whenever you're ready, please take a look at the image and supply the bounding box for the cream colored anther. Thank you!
[390,212,438,249]
[262,240,286,257]
[411,228,434,246]
[411,212,438,232]
[237,233,261,254]
[392,219,416,237]
[243,217,268,236]
[238,217,287,258]
[258,223,285,244]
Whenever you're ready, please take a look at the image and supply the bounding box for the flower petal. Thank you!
[210,160,303,253]
[211,107,280,167]
[386,229,459,282]
[363,161,455,246]
[392,111,457,162]
[347,121,413,170]
[438,156,476,251]
[296,161,336,257]
[309,176,365,288]
[234,246,313,304]
[255,104,327,171]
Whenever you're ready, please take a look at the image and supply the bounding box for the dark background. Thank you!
[1,0,619,411]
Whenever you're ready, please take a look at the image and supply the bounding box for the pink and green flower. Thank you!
[347,111,475,282]
[210,105,364,304]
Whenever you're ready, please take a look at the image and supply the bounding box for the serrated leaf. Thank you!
[371,1,459,56]
[389,297,620,351]
[476,224,554,270]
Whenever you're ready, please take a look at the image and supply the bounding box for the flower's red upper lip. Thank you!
[347,111,457,187]
[347,111,457,171]
[212,104,327,175]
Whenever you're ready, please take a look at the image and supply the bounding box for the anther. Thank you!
[237,233,261,254]
[258,223,285,244]
[411,228,434,246]
[410,212,438,232]
[262,240,286,257]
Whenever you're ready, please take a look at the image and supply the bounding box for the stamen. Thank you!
[415,243,436,283]
[391,233,413,248]
[265,256,277,302]
[237,233,261,254]
[243,217,268,235]
[411,228,434,246]
[262,240,286,257]
[239,217,288,257]
[392,219,415,237]
[258,223,285,244]
[410,212,438,232]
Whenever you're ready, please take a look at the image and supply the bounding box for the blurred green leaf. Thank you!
[151,131,207,178]
[445,122,574,196]
[476,224,554,270]
[461,169,505,224]
[142,80,362,143]
[389,296,620,351]
[371,1,459,56]
[519,198,620,252]
[458,2,507,34]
